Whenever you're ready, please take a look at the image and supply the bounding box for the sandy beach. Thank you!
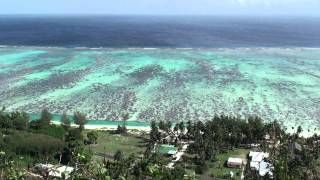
[51,121,320,138]
[51,121,151,132]
[83,124,150,131]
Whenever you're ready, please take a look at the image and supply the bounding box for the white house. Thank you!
[249,151,273,177]
[34,164,75,178]
[259,161,273,177]
[227,157,243,168]
[49,165,75,178]
[249,151,269,163]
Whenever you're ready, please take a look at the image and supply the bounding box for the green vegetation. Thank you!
[87,130,146,159]
[1,106,320,179]
[150,116,320,179]
[2,130,64,159]
[39,108,52,128]
[207,149,248,179]
[74,111,87,131]
[116,112,130,134]
[28,124,67,139]
[61,112,71,130]
[86,131,98,144]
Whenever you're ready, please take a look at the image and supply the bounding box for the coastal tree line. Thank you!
[0,107,188,179]
[1,106,320,179]
[148,116,320,179]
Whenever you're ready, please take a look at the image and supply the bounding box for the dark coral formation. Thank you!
[1,47,320,130]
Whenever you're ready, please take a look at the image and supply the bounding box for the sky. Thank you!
[0,0,319,16]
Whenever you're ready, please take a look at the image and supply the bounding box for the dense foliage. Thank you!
[1,107,320,179]
[1,130,64,158]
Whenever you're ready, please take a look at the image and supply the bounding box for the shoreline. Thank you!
[51,121,319,138]
[51,121,151,132]
[83,124,150,131]
[5,111,316,137]
[2,45,320,50]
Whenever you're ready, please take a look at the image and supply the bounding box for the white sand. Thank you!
[52,121,320,138]
[83,124,150,132]
[51,121,150,132]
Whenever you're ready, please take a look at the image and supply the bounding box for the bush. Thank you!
[39,109,52,128]
[86,131,98,144]
[195,165,204,174]
[65,128,83,142]
[116,125,127,134]
[195,162,208,174]
[29,124,66,139]
[11,112,29,130]
[74,112,87,131]
[3,130,64,158]
[170,165,185,179]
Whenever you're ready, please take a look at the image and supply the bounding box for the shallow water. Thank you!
[1,47,320,130]
[28,113,150,127]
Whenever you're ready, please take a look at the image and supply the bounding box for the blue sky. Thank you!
[0,0,319,16]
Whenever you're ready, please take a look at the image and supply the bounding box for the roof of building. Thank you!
[49,166,74,178]
[250,161,260,170]
[158,145,178,155]
[249,151,269,162]
[34,163,54,169]
[291,142,302,151]
[259,161,273,177]
[227,157,243,164]
[34,164,74,178]
[168,150,177,155]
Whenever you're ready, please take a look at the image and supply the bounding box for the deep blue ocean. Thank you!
[0,16,319,48]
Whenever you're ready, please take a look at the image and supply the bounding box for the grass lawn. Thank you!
[205,148,249,180]
[85,130,147,161]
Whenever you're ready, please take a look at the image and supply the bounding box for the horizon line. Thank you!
[0,13,319,17]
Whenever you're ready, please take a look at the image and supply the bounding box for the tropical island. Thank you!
[1,0,320,179]
[1,107,320,179]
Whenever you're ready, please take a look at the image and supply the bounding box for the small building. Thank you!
[248,151,273,178]
[249,151,267,170]
[249,151,269,170]
[259,161,273,177]
[158,145,178,156]
[50,165,75,178]
[250,161,260,170]
[289,142,302,161]
[290,142,302,152]
[33,164,74,178]
[227,157,243,168]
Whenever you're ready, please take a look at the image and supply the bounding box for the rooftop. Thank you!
[259,161,273,177]
[227,157,243,164]
[249,151,269,163]
[158,144,178,155]
[34,164,74,178]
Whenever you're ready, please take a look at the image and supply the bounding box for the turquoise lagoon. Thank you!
[28,113,150,127]
[1,47,320,130]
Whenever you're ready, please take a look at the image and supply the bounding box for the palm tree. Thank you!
[179,121,185,134]
[113,150,123,162]
[121,112,129,133]
[159,120,165,131]
[74,111,87,131]
[39,108,52,128]
[61,112,71,130]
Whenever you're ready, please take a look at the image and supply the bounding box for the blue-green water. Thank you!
[1,47,320,131]
[28,113,150,127]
